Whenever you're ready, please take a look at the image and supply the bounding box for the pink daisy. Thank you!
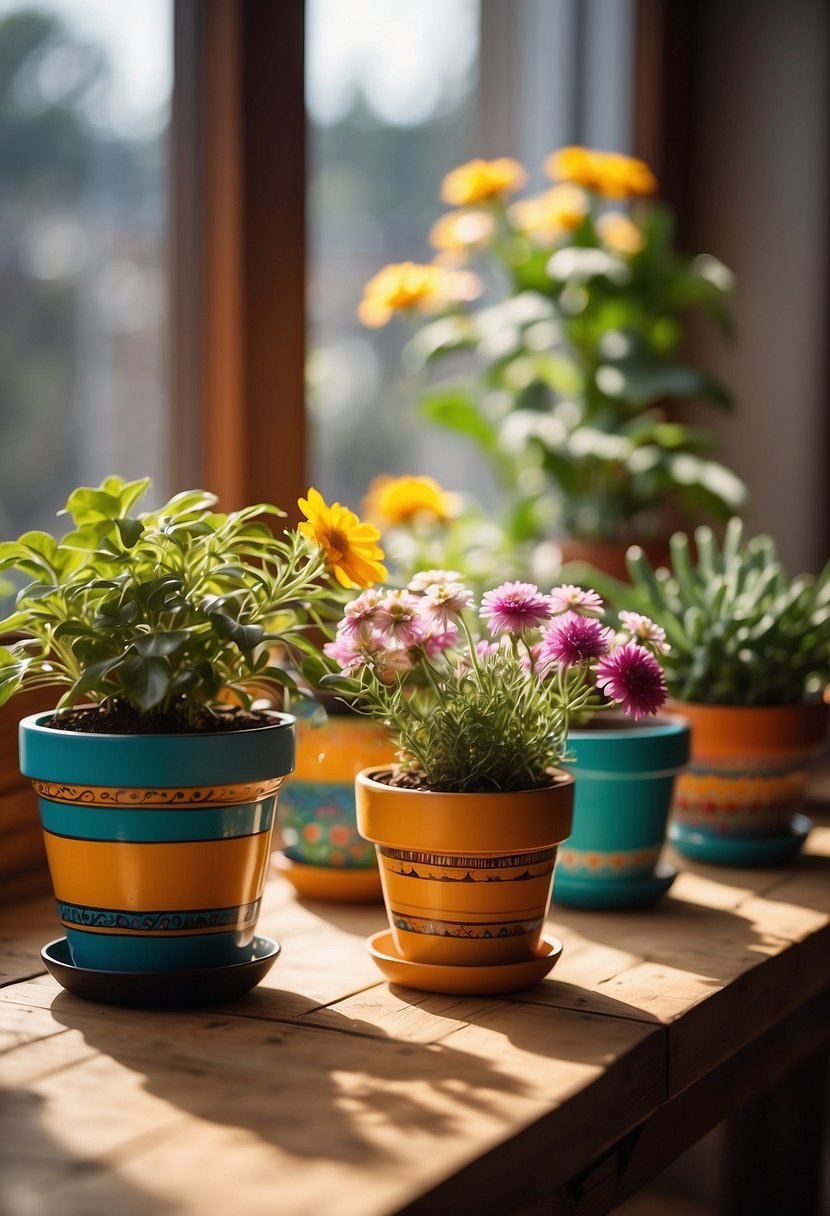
[618,611,670,655]
[408,569,462,592]
[420,582,475,631]
[323,632,370,674]
[595,641,667,720]
[422,624,459,659]
[538,612,613,670]
[373,590,425,647]
[340,589,384,638]
[479,582,553,636]
[549,584,604,617]
[475,639,500,660]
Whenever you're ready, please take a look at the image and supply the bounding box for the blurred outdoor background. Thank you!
[0,0,827,572]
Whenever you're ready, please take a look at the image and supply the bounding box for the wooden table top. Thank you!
[1,781,829,1216]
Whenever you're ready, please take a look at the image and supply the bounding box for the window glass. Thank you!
[306,0,483,514]
[0,0,171,537]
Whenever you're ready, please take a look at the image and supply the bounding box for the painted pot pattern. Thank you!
[355,768,573,967]
[19,711,294,972]
[670,701,828,839]
[553,716,690,900]
[278,714,393,870]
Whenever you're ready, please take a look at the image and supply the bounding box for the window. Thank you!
[0,0,172,536]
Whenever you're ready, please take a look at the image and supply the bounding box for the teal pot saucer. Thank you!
[669,813,813,868]
[552,860,678,910]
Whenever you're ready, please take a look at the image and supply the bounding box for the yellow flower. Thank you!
[596,211,644,254]
[545,146,658,199]
[428,209,495,253]
[441,157,527,206]
[509,185,589,244]
[298,488,387,589]
[362,475,461,528]
[357,261,482,328]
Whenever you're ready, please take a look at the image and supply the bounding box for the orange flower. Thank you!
[362,475,460,528]
[357,261,482,328]
[545,146,658,199]
[441,157,527,206]
[428,209,495,253]
[297,487,387,589]
[596,211,644,254]
[509,185,589,244]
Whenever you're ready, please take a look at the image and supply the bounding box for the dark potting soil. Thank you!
[44,704,276,735]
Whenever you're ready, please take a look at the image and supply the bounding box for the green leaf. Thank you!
[131,631,190,658]
[419,388,499,452]
[116,517,144,548]
[118,656,171,711]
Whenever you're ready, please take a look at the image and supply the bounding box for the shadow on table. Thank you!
[48,988,537,1166]
[0,1086,178,1216]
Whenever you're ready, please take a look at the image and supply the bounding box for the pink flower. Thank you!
[475,639,500,660]
[422,624,459,659]
[420,582,475,631]
[408,568,462,591]
[618,611,670,655]
[340,589,384,638]
[373,590,425,647]
[480,582,553,636]
[595,641,667,720]
[538,612,613,670]
[323,632,370,674]
[373,646,415,685]
[549,584,604,617]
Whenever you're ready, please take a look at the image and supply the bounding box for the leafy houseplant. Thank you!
[322,576,668,987]
[625,518,830,864]
[0,476,386,983]
[358,148,747,567]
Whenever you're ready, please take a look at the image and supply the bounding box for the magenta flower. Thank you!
[340,589,383,638]
[618,611,670,655]
[323,632,370,674]
[422,624,459,659]
[538,611,613,670]
[475,639,500,660]
[480,582,553,636]
[549,583,604,617]
[595,641,667,720]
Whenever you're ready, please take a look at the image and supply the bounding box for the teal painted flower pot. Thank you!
[553,715,690,909]
[19,710,295,972]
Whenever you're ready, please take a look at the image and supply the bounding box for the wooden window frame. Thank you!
[172,0,307,514]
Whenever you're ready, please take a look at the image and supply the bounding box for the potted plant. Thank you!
[625,518,830,865]
[0,476,386,998]
[321,575,669,994]
[358,148,747,574]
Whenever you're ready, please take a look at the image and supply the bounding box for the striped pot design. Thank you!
[19,710,295,972]
[355,768,573,966]
[670,700,828,841]
[553,715,691,902]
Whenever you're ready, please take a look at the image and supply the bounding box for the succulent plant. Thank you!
[625,518,830,705]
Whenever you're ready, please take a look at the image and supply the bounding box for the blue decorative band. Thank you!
[57,899,261,935]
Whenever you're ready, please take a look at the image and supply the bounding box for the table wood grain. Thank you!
[1,794,828,1216]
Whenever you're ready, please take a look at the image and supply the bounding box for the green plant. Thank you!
[0,476,386,724]
[625,518,830,705]
[359,148,748,547]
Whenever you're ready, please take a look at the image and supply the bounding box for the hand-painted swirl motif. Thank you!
[32,779,285,807]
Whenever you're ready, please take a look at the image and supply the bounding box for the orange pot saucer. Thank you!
[367,930,563,995]
[273,852,383,904]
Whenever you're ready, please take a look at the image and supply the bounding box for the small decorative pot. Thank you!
[669,699,828,865]
[553,715,690,909]
[276,709,395,902]
[355,767,574,966]
[19,710,295,972]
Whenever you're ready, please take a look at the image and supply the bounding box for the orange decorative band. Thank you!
[392,912,544,940]
[32,779,285,806]
[380,847,555,880]
[557,845,660,876]
[57,899,261,936]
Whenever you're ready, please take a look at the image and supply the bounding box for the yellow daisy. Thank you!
[545,146,658,199]
[297,488,387,589]
[362,475,461,528]
[428,209,495,254]
[357,262,482,328]
[441,157,527,206]
[596,211,644,254]
[509,184,589,244]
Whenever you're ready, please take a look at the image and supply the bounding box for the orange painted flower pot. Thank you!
[355,768,574,966]
[670,699,828,863]
[277,712,395,903]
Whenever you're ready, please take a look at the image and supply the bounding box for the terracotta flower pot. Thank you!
[669,699,829,865]
[276,710,395,902]
[355,767,574,967]
[553,714,690,909]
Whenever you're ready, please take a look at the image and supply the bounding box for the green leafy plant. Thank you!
[359,147,748,547]
[0,476,385,725]
[625,518,830,705]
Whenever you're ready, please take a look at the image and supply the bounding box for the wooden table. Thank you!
[1,785,829,1216]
